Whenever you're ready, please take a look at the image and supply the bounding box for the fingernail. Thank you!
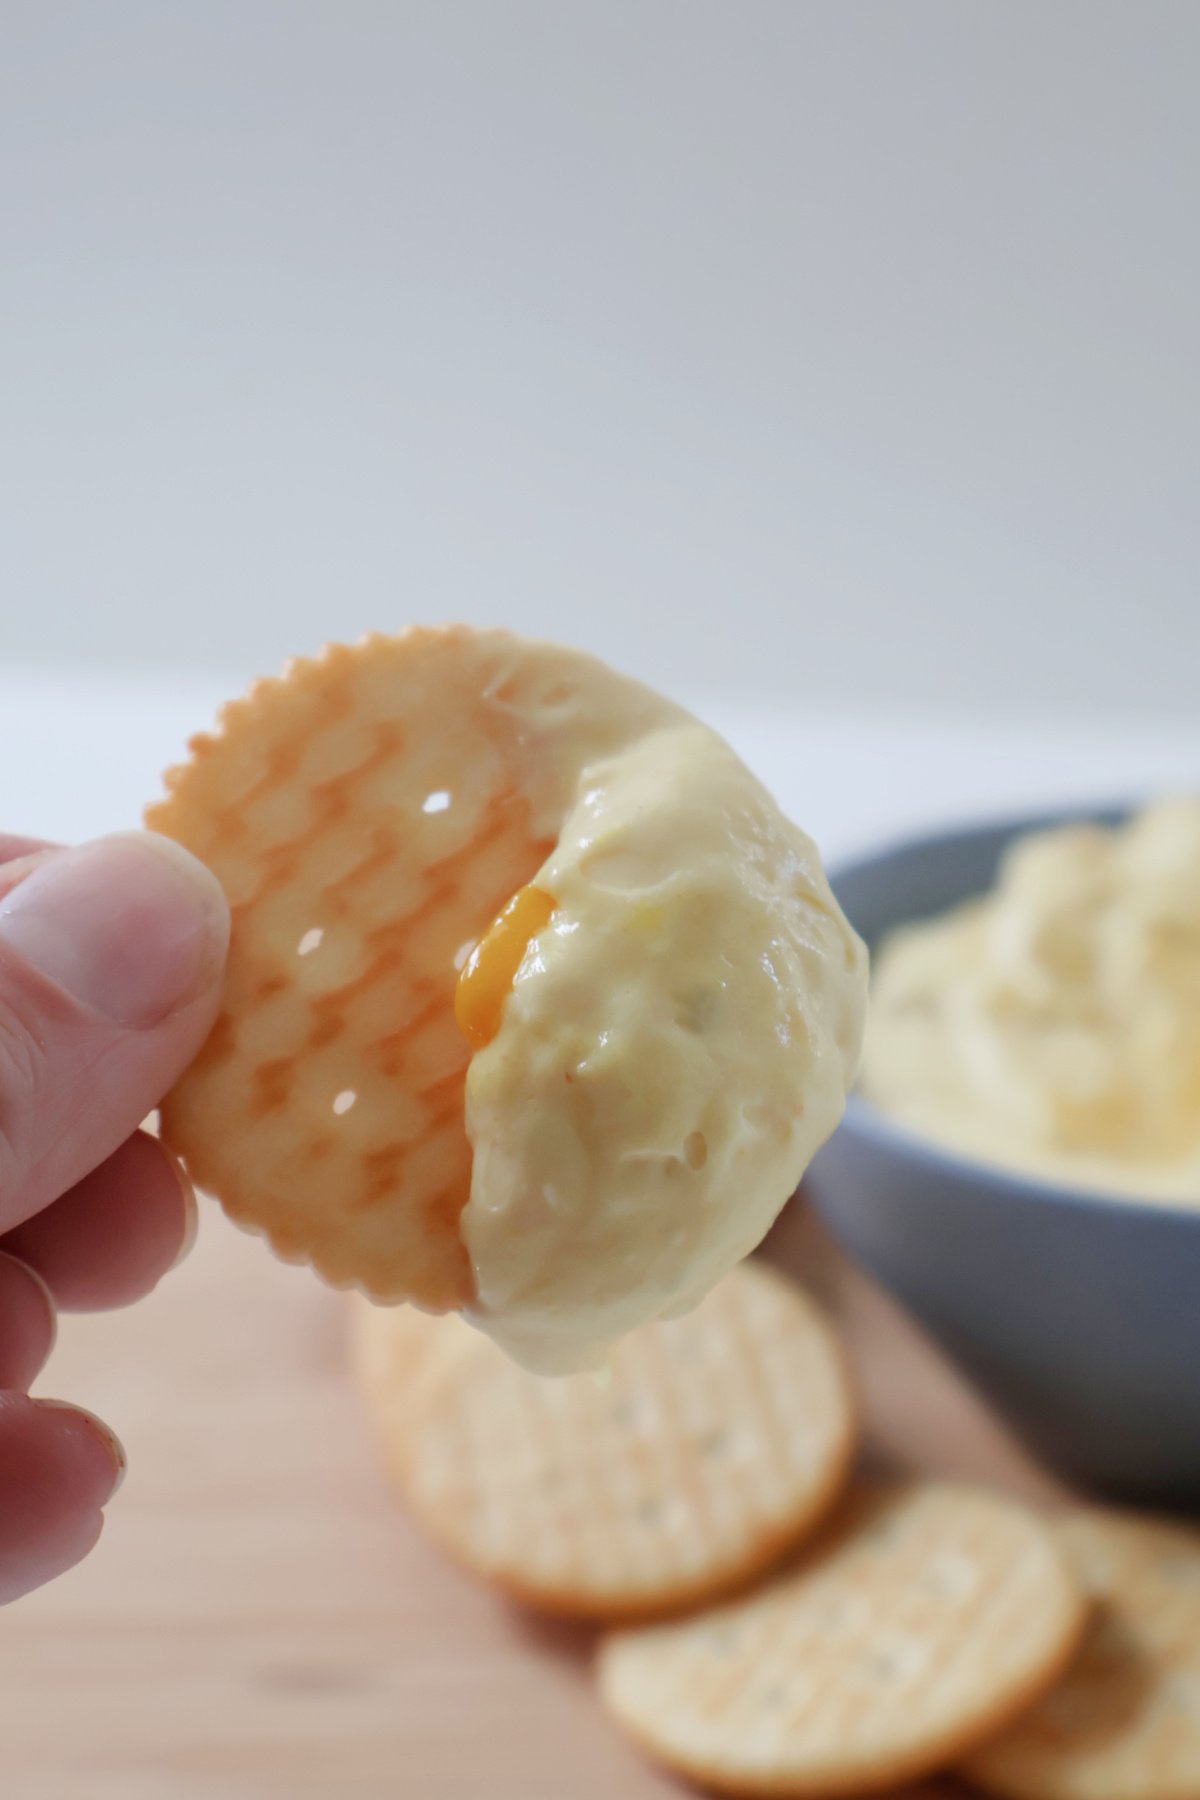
[0,1250,58,1360]
[0,1252,58,1391]
[0,832,229,1028]
[165,1151,201,1271]
[36,1400,127,1499]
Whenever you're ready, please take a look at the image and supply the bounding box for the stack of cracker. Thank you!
[355,1263,1200,1800]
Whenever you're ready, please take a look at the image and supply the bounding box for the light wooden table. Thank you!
[0,1199,1066,1799]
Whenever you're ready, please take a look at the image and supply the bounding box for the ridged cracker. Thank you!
[597,1480,1088,1796]
[146,627,654,1308]
[350,1295,476,1438]
[362,1260,856,1621]
[963,1509,1200,1800]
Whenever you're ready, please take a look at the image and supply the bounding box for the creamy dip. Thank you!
[861,799,1200,1204]
[455,643,867,1372]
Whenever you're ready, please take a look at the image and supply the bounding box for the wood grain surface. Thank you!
[0,1196,1066,1799]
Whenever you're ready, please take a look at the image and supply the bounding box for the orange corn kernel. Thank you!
[455,885,556,1049]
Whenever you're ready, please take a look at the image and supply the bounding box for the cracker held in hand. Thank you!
[146,626,866,1361]
[963,1509,1200,1800]
[360,1261,856,1621]
[598,1480,1087,1797]
[144,627,671,1309]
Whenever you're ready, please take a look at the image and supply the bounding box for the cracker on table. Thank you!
[597,1479,1088,1796]
[365,1260,857,1621]
[350,1295,475,1439]
[963,1508,1200,1800]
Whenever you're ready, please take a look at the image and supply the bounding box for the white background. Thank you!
[2,1,1198,732]
[4,13,1197,1627]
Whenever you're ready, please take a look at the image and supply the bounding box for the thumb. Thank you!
[0,832,229,1230]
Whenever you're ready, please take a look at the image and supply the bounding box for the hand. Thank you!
[0,831,228,1603]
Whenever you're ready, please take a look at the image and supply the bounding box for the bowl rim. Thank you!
[828,797,1200,1230]
[831,797,1145,880]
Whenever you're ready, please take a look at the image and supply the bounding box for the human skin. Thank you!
[0,830,229,1603]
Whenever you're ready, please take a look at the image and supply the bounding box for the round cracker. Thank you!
[376,1260,856,1621]
[963,1509,1200,1800]
[145,626,671,1309]
[597,1480,1088,1797]
[350,1295,476,1439]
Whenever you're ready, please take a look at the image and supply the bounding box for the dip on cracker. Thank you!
[147,628,866,1371]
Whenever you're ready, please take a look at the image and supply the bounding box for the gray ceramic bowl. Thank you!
[805,808,1200,1509]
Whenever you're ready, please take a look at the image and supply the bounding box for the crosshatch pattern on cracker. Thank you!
[963,1509,1200,1800]
[146,629,559,1308]
[359,1261,857,1621]
[598,1480,1088,1797]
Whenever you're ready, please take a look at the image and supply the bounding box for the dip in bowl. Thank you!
[805,805,1200,1508]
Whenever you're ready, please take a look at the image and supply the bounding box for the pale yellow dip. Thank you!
[457,646,867,1374]
[861,799,1200,1204]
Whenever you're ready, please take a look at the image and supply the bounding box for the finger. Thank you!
[0,1253,57,1388]
[3,1130,196,1312]
[0,837,55,866]
[0,849,57,907]
[0,832,229,1231]
[0,1393,124,1605]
